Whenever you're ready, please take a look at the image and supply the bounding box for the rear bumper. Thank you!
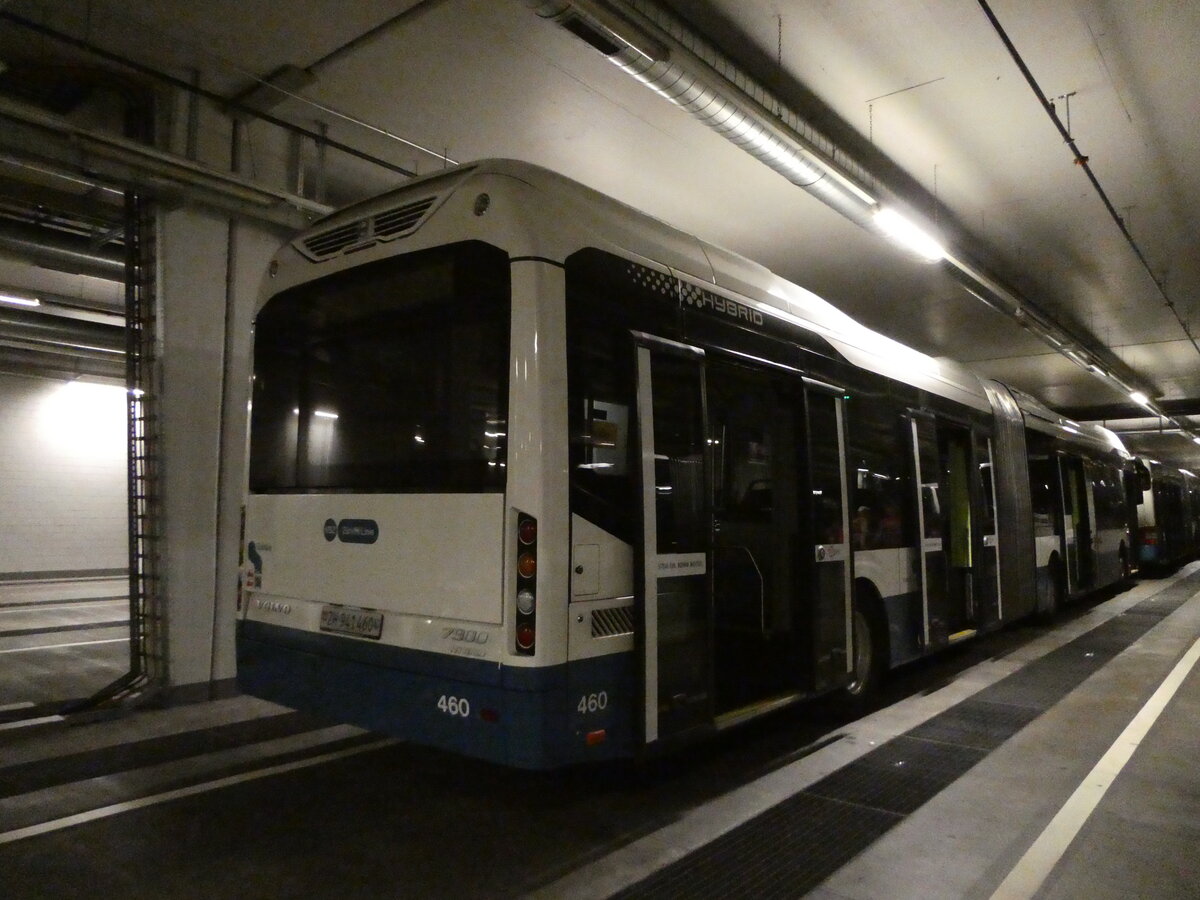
[236,620,634,769]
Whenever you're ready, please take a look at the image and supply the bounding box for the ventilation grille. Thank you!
[299,196,437,260]
[374,197,435,237]
[303,221,367,258]
[591,605,635,638]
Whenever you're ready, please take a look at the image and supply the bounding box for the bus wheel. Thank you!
[1040,555,1066,620]
[842,593,886,707]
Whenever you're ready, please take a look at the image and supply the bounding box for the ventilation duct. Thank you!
[525,0,878,230]
[0,219,125,281]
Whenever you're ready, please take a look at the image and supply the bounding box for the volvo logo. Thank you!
[255,598,292,615]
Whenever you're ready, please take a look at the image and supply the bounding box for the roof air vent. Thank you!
[302,220,368,259]
[297,196,438,261]
[373,197,436,238]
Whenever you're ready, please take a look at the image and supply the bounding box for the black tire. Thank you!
[1039,555,1066,620]
[841,592,887,708]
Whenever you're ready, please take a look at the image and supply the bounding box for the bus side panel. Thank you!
[565,650,637,760]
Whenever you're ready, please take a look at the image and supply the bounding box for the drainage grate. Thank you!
[614,569,1200,899]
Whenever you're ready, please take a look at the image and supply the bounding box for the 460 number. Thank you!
[577,691,608,714]
[437,695,470,717]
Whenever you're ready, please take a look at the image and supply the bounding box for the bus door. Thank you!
[633,336,713,747]
[803,382,852,693]
[911,416,943,648]
[1061,456,1095,593]
[975,433,1002,626]
[911,416,977,647]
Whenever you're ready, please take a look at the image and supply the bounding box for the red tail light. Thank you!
[516,623,536,650]
[1141,527,1159,546]
[515,512,537,655]
[518,518,537,545]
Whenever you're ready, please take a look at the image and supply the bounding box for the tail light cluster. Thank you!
[515,512,537,655]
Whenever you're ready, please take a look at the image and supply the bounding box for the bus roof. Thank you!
[283,158,1126,424]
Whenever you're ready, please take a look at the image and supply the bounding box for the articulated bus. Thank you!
[1132,459,1200,569]
[237,160,1134,768]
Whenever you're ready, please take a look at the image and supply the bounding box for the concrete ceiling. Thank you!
[1,0,1197,467]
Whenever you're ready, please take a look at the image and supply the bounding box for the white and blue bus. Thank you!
[1132,459,1200,569]
[237,160,1134,768]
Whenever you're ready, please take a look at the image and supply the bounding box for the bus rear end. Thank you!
[236,237,560,767]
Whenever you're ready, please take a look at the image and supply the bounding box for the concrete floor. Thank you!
[0,577,129,711]
[0,565,1197,899]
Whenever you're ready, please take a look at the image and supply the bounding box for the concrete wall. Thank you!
[0,373,127,578]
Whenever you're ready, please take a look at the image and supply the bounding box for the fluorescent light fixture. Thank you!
[1129,391,1152,408]
[292,407,338,419]
[873,208,945,262]
[0,292,40,307]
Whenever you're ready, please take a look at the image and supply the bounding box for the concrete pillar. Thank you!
[155,208,283,696]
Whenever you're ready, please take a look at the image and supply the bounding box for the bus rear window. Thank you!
[249,241,510,493]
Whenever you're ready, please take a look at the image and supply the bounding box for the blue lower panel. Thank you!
[237,621,635,769]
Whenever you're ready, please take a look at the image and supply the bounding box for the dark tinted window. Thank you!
[846,389,913,550]
[1028,456,1059,537]
[565,250,677,541]
[249,241,510,493]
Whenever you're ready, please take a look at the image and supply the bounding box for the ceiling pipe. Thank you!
[0,97,330,230]
[0,304,124,354]
[526,0,1168,411]
[0,219,126,281]
[0,345,125,381]
[0,281,124,317]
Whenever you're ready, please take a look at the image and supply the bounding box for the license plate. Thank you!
[319,604,384,640]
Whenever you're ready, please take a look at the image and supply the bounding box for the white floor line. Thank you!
[0,600,127,615]
[0,715,65,732]
[990,635,1200,900]
[0,637,128,654]
[0,701,36,712]
[0,737,399,845]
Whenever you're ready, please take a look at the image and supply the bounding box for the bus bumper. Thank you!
[236,620,634,769]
